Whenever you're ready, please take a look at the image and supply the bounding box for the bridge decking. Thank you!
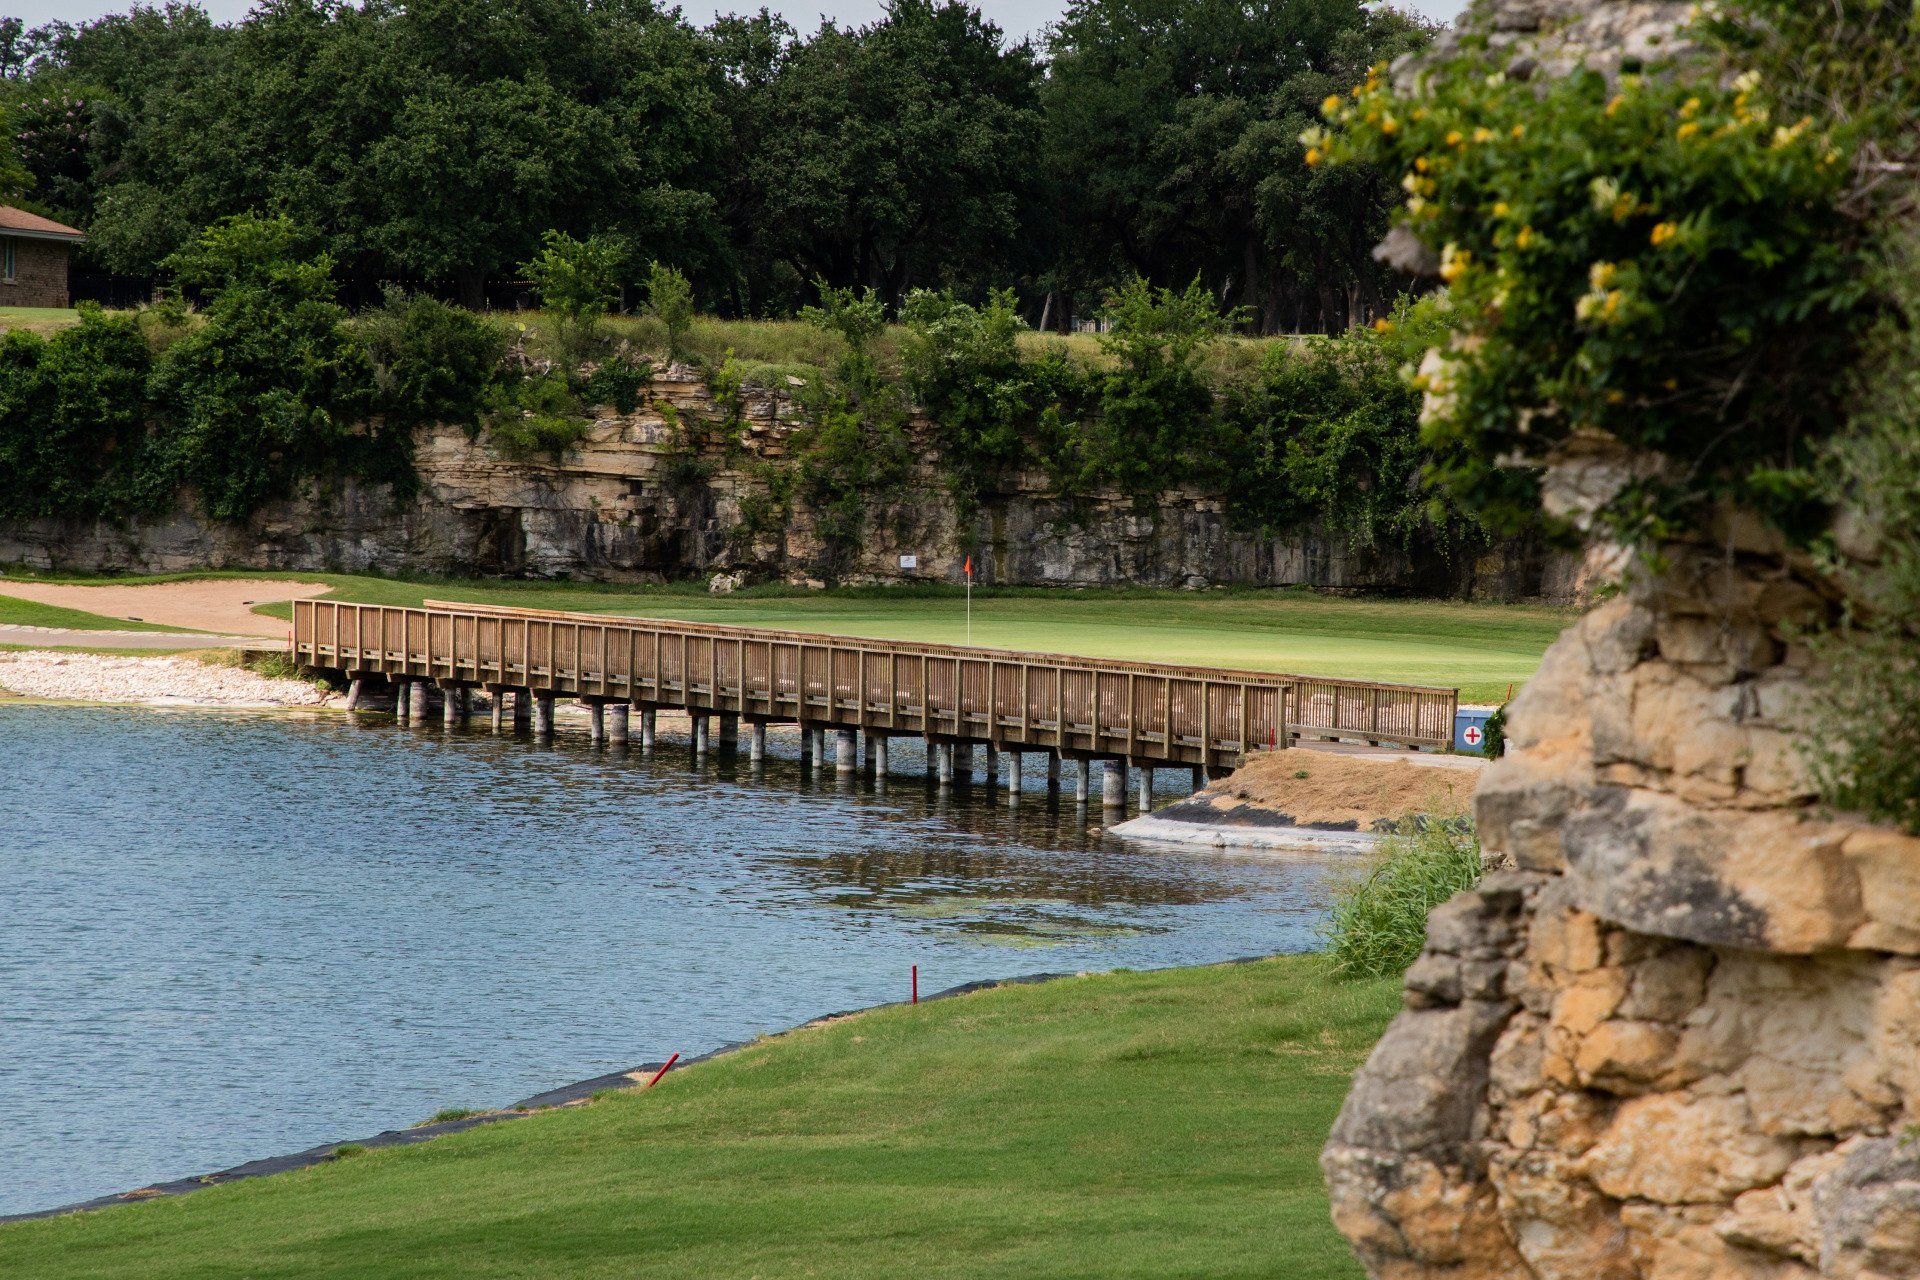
[290,599,1457,768]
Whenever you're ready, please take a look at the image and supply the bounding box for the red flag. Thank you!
[964,556,972,580]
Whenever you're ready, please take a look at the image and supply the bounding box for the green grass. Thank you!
[0,305,88,337]
[0,569,1571,700]
[0,592,199,633]
[0,957,1395,1279]
[513,310,1299,387]
[1325,821,1484,978]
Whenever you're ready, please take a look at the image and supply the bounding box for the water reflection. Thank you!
[1,705,1350,1216]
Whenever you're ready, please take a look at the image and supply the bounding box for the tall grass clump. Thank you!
[1324,819,1482,978]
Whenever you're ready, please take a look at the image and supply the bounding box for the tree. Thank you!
[521,230,626,362]
[735,0,1043,310]
[1042,0,1432,332]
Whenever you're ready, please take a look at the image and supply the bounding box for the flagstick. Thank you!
[966,573,972,645]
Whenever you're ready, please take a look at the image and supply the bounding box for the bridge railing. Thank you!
[290,599,1458,761]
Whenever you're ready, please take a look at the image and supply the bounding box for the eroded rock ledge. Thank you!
[1321,2,1920,1277]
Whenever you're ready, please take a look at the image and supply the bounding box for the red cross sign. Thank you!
[1461,724,1485,748]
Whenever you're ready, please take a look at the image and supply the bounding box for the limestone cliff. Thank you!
[1321,3,1920,1278]
[0,370,1573,597]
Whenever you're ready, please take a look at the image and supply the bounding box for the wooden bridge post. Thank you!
[532,692,554,736]
[835,729,858,775]
[609,703,630,745]
[408,681,431,723]
[1136,764,1154,812]
[1048,751,1061,792]
[693,712,710,757]
[587,701,606,744]
[870,733,889,779]
[639,705,656,749]
[1074,757,1090,803]
[1102,758,1126,809]
[984,742,1000,789]
[748,720,767,764]
[935,742,954,787]
[719,714,738,752]
[1007,751,1022,806]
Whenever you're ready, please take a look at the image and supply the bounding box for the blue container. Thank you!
[1454,708,1495,755]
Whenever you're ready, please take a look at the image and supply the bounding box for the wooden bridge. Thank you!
[290,599,1457,798]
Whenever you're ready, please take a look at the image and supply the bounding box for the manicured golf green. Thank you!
[0,957,1397,1279]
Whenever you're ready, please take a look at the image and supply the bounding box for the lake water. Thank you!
[0,705,1352,1217]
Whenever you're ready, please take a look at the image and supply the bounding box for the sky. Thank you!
[7,0,1470,44]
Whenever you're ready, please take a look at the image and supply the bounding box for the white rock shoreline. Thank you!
[0,650,340,710]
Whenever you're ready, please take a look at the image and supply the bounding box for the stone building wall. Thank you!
[0,237,73,308]
[0,370,1578,599]
[1322,3,1920,1278]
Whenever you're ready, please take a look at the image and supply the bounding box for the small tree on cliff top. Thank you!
[522,230,625,365]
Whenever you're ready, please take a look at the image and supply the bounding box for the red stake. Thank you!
[644,1053,680,1088]
[912,965,919,1004]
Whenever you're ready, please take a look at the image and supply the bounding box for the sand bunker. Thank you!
[0,578,329,637]
[1195,748,1477,829]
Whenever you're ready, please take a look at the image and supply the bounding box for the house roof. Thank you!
[0,206,84,241]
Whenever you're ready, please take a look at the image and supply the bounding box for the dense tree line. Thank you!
[0,0,1429,331]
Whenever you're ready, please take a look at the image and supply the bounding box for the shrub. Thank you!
[1091,277,1234,496]
[584,352,652,414]
[360,289,507,431]
[145,214,383,520]
[486,373,592,460]
[901,288,1093,511]
[0,305,153,521]
[1222,318,1487,559]
[1323,819,1482,978]
[1313,43,1865,544]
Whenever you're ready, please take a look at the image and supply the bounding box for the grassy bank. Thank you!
[3,571,1561,701]
[0,593,195,633]
[0,957,1396,1278]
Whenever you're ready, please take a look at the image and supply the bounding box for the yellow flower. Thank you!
[1516,226,1534,249]
[1677,121,1700,140]
[1322,94,1344,117]
[1380,115,1399,135]
[1474,127,1495,144]
[1650,221,1680,247]
[1603,290,1624,319]
[1373,318,1394,334]
[1680,96,1701,118]
[1415,156,1430,173]
[1510,124,1525,139]
[1445,130,1464,147]
[1439,243,1471,283]
[1305,148,1322,167]
[1605,95,1626,117]
[1589,261,1617,290]
[1611,193,1637,221]
[1492,201,1510,218]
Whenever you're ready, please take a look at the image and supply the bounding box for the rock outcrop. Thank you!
[0,370,1575,598]
[1323,3,1920,1278]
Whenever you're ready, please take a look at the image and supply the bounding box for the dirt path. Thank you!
[0,625,283,651]
[0,579,329,637]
